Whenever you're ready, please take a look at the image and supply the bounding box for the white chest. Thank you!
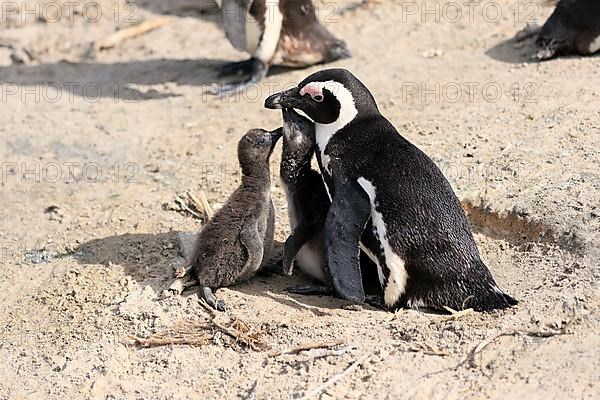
[589,35,600,54]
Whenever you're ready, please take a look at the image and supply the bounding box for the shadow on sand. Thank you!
[72,231,363,313]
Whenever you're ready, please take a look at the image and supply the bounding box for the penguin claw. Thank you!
[201,287,226,312]
[208,59,268,96]
[535,48,557,61]
[285,285,333,296]
[218,59,257,77]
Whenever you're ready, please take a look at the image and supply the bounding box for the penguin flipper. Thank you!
[283,223,318,275]
[324,173,370,303]
[285,285,333,296]
[239,221,265,277]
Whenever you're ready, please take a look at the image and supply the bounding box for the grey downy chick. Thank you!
[191,127,282,311]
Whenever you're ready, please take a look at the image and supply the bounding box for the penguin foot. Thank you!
[535,48,558,61]
[209,59,268,96]
[218,59,258,77]
[534,37,560,61]
[365,294,387,310]
[285,285,333,296]
[201,286,226,312]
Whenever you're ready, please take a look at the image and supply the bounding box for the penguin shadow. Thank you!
[486,35,600,64]
[72,231,182,294]
[72,231,349,313]
[232,273,358,316]
[486,35,541,64]
[0,58,238,101]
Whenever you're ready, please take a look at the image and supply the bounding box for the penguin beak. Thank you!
[282,108,307,132]
[265,87,302,109]
[270,127,283,141]
[269,127,283,152]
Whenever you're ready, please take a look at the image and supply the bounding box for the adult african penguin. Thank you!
[515,0,600,60]
[211,0,350,95]
[265,68,517,312]
[191,127,282,310]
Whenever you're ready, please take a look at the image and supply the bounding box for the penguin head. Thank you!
[265,69,378,125]
[282,108,315,154]
[237,128,283,176]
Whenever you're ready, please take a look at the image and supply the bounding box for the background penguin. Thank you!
[265,68,517,312]
[211,0,350,95]
[191,127,282,310]
[515,0,600,60]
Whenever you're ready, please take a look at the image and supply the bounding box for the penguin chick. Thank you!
[265,68,517,312]
[191,128,282,311]
[515,0,600,60]
[279,108,330,283]
[211,0,350,95]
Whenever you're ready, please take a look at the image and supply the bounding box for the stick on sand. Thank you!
[94,17,170,51]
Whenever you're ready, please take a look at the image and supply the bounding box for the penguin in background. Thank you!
[515,0,600,60]
[191,127,282,310]
[211,0,350,95]
[265,68,517,312]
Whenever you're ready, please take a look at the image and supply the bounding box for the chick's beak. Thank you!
[269,127,283,152]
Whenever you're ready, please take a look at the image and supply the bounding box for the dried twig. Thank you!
[422,315,577,378]
[174,196,203,219]
[211,317,269,352]
[466,325,571,368]
[187,190,213,219]
[175,264,193,279]
[129,313,268,351]
[405,343,449,357]
[305,345,355,362]
[128,320,212,348]
[442,306,475,321]
[94,17,170,51]
[268,339,345,357]
[297,351,374,399]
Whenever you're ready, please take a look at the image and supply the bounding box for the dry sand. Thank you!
[0,0,598,399]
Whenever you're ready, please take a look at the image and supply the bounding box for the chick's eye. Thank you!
[256,136,268,146]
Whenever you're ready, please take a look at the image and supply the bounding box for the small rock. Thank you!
[51,356,67,372]
[422,48,444,58]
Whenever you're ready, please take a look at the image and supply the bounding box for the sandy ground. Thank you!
[0,0,598,399]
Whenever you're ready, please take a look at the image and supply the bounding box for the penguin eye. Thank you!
[312,93,324,103]
[256,136,268,146]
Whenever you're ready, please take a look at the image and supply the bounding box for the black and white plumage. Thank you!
[191,128,282,310]
[515,0,600,60]
[212,0,350,95]
[265,68,517,312]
